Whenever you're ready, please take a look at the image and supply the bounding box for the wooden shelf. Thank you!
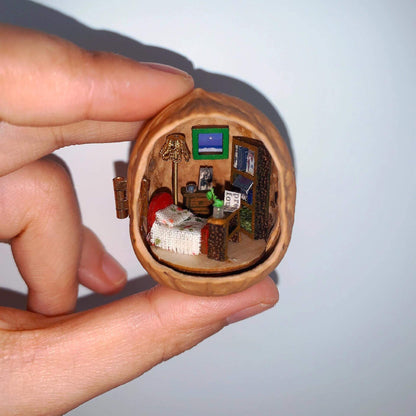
[231,136,271,240]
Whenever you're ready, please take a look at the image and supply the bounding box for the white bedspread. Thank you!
[150,214,207,256]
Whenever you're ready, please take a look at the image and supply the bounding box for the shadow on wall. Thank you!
[0,0,286,311]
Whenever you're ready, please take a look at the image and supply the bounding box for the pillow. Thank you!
[147,191,173,230]
[155,204,192,227]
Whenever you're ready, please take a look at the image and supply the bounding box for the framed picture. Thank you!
[192,126,229,160]
[198,166,213,191]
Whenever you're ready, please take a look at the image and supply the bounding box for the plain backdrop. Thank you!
[1,1,415,415]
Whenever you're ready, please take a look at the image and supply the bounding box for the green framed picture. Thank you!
[192,126,229,160]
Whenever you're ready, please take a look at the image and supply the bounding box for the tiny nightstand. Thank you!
[181,187,212,216]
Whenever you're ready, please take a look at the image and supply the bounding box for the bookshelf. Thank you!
[231,136,271,239]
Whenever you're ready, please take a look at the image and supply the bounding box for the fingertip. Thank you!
[78,254,127,295]
[101,252,128,292]
[83,53,195,121]
[257,275,280,304]
[225,277,279,324]
[140,62,194,82]
[141,275,279,330]
[78,227,127,295]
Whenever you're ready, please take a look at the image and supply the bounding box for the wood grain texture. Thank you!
[128,88,296,296]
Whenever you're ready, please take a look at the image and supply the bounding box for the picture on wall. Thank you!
[192,126,229,160]
[198,166,213,191]
[199,132,223,154]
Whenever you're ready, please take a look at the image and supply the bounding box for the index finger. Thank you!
[0,24,194,126]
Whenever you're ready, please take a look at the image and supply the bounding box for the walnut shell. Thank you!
[127,89,295,296]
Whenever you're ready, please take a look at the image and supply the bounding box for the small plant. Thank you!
[206,189,224,208]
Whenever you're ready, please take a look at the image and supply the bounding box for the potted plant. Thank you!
[206,189,224,218]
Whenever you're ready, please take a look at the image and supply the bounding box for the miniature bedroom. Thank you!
[137,121,280,276]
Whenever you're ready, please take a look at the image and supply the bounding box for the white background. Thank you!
[1,1,415,415]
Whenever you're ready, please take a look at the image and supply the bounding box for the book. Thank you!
[237,146,248,171]
[232,174,253,194]
[233,145,239,168]
[246,150,255,175]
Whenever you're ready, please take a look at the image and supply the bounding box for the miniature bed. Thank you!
[146,189,267,276]
[149,202,207,256]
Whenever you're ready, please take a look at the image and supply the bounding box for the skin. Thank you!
[0,24,279,415]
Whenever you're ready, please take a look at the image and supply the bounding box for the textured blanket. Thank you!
[150,206,207,255]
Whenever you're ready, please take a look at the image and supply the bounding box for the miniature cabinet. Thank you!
[231,136,271,239]
[181,187,212,216]
[207,209,240,261]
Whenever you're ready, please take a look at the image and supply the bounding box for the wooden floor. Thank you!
[150,233,267,275]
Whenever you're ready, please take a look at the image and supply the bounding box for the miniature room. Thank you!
[138,118,280,276]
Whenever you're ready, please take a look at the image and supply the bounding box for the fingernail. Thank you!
[101,252,127,286]
[141,62,192,78]
[226,302,275,325]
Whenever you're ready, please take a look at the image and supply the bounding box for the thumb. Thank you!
[1,278,278,416]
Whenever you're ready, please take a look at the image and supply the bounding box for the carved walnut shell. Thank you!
[127,88,295,296]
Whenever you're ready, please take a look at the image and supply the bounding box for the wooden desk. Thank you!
[207,209,240,261]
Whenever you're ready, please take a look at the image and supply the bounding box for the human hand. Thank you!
[0,24,279,415]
